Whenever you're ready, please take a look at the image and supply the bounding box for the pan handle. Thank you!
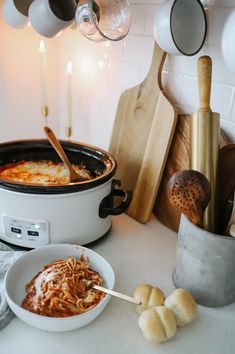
[99,179,132,218]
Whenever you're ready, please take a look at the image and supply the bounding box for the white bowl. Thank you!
[4,244,115,332]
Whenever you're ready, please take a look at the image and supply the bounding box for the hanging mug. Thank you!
[29,0,77,38]
[2,0,34,29]
[153,0,207,56]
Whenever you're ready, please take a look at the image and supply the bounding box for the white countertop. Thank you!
[0,214,235,354]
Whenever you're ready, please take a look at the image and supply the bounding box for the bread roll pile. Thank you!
[134,284,198,344]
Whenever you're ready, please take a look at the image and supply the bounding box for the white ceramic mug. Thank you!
[29,0,77,38]
[153,0,207,56]
[2,0,34,29]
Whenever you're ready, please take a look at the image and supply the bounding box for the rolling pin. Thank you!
[189,56,220,232]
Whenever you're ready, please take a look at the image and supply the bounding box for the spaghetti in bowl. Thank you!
[4,244,115,332]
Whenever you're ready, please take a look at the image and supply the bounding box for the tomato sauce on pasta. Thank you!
[21,256,105,317]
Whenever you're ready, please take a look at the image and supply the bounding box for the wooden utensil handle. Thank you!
[44,126,70,166]
[44,126,77,180]
[93,285,141,305]
[198,55,212,112]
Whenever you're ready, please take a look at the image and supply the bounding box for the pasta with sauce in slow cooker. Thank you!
[0,160,94,184]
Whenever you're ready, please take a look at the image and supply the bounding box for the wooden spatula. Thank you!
[167,169,211,227]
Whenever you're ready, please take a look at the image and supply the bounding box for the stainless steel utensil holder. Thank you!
[173,215,235,307]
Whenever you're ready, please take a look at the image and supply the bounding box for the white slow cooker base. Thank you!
[0,180,113,248]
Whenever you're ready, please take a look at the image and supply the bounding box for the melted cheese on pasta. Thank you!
[0,160,93,184]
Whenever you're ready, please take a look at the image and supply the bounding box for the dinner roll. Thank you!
[138,306,177,344]
[164,288,198,327]
[134,283,165,314]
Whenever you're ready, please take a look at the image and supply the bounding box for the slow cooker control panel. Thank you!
[2,214,49,247]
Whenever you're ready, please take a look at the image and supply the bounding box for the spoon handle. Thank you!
[93,285,141,305]
[44,126,78,181]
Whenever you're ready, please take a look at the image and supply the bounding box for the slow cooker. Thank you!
[0,139,132,248]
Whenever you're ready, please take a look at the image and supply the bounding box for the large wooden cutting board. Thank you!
[109,43,177,223]
[153,114,230,232]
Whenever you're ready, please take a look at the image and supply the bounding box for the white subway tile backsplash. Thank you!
[211,82,234,119]
[56,2,235,142]
[58,29,95,55]
[202,0,235,8]
[144,5,159,36]
[181,76,199,113]
[108,59,142,88]
[129,4,146,35]
[162,71,184,105]
[1,0,235,146]
[210,45,235,86]
[89,102,111,149]
[87,40,124,61]
[122,34,155,66]
[229,98,235,122]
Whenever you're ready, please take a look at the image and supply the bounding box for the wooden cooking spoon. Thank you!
[44,126,81,183]
[167,170,211,227]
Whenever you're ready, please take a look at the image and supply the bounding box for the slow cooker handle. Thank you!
[99,179,132,218]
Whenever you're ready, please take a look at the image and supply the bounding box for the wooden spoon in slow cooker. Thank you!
[167,170,211,227]
[44,126,82,183]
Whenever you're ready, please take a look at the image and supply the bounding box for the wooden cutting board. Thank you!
[109,43,177,223]
[153,114,230,232]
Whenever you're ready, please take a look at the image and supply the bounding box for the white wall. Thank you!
[0,3,60,141]
[0,0,235,148]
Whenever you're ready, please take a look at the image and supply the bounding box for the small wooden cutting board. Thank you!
[109,43,177,223]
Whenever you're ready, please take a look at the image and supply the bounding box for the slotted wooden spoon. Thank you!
[44,126,81,183]
[167,170,211,227]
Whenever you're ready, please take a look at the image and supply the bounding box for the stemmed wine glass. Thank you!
[75,0,131,42]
